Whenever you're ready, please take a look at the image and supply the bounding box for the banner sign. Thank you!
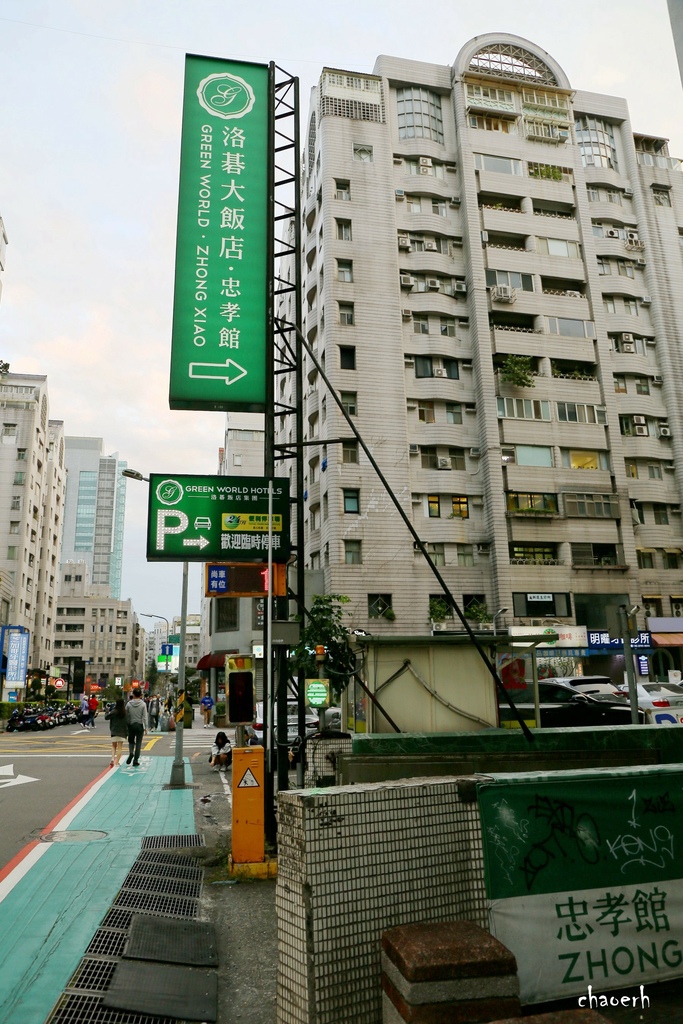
[170,55,269,412]
[146,474,290,563]
[587,630,652,650]
[6,631,29,685]
[478,768,683,1003]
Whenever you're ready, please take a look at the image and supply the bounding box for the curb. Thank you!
[228,855,278,880]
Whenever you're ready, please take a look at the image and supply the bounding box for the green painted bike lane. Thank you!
[0,756,196,1024]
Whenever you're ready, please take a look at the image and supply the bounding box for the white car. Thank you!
[616,681,683,720]
[552,676,622,698]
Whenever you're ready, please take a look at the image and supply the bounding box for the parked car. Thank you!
[498,679,645,728]
[616,681,683,723]
[552,676,623,699]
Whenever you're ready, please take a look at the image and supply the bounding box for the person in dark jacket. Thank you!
[105,699,128,767]
[125,688,148,767]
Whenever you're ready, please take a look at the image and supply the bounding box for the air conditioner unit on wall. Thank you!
[400,275,415,288]
[627,232,640,242]
[437,457,452,469]
[469,447,481,458]
[634,425,649,436]
[633,415,647,425]
[424,241,438,251]
[395,189,405,199]
[624,188,633,197]
[454,281,467,294]
[606,228,620,239]
[621,342,635,353]
[398,237,411,249]
[652,375,663,384]
[419,157,432,167]
[427,278,440,290]
[434,368,448,378]
[622,333,634,343]
[492,284,515,302]
[401,308,413,319]
[659,426,672,437]
[641,296,652,306]
[409,444,420,454]
[432,622,448,632]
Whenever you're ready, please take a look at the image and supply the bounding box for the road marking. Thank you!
[0,764,112,903]
[0,764,39,789]
[220,771,232,808]
[143,736,163,751]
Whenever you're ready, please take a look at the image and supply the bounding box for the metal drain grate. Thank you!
[101,908,133,930]
[140,834,204,850]
[136,850,200,870]
[68,958,117,993]
[124,863,203,883]
[86,930,129,958]
[113,891,199,918]
[121,874,202,898]
[46,992,176,1023]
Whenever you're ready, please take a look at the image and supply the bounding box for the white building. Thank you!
[0,372,66,679]
[54,561,138,690]
[276,33,683,644]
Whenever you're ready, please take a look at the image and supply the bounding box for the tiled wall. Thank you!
[276,776,487,1024]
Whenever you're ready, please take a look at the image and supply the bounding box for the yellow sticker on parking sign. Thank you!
[221,513,282,532]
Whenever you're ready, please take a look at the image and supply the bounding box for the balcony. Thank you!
[572,559,630,571]
[510,557,564,565]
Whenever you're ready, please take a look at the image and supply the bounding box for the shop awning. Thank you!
[651,633,683,647]
[197,652,230,670]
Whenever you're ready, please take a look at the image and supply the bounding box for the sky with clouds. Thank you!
[1,0,682,626]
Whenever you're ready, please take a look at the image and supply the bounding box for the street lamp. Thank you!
[493,607,509,637]
[139,612,170,692]
[124,467,189,787]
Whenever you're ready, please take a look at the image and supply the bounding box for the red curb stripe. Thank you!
[0,764,112,885]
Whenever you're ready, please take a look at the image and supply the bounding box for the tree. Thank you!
[145,660,158,687]
[290,594,355,700]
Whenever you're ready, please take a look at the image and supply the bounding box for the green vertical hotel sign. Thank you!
[170,55,269,411]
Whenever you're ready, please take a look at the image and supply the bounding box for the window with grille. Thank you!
[368,593,392,618]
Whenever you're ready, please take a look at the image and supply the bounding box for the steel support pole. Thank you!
[169,561,188,787]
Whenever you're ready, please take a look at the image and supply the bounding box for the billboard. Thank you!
[146,474,290,563]
[6,631,29,686]
[170,55,270,412]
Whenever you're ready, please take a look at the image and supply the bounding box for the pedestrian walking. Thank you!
[105,698,128,767]
[79,694,89,727]
[200,692,215,728]
[125,687,148,766]
[148,694,161,732]
[87,694,98,729]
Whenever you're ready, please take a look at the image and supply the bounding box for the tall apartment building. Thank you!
[54,561,137,689]
[0,373,66,675]
[61,437,127,599]
[279,33,683,638]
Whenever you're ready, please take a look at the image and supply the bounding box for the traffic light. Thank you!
[228,669,254,723]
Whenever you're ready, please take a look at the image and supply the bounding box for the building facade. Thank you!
[278,34,683,638]
[54,561,138,690]
[61,437,127,599]
[0,373,66,677]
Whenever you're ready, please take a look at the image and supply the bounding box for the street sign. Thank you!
[205,562,287,598]
[161,643,174,656]
[146,474,290,563]
[53,678,65,690]
[168,634,181,645]
[169,55,270,412]
[305,679,330,708]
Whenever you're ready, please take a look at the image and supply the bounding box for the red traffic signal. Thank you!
[228,670,255,724]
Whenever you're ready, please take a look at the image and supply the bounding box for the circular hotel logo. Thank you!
[196,73,255,119]
[156,479,184,506]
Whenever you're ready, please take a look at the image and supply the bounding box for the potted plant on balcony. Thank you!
[465,601,492,629]
[499,354,535,389]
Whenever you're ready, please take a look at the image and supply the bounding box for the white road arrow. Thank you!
[0,764,39,788]
[188,359,247,385]
[183,537,210,549]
